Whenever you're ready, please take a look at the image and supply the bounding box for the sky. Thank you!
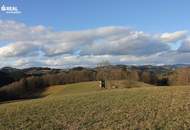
[0,0,190,68]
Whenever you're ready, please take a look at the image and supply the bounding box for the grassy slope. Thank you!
[0,81,190,130]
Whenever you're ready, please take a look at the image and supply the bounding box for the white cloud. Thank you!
[0,41,40,57]
[178,39,190,52]
[80,31,169,56]
[160,30,188,42]
[41,51,190,68]
[0,20,189,68]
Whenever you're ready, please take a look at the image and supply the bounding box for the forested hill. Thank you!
[0,64,190,88]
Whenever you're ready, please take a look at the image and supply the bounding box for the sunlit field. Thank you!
[0,81,190,130]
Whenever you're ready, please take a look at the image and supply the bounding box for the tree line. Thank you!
[0,67,190,102]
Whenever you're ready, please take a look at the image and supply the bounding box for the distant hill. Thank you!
[0,64,190,102]
[0,67,25,87]
[0,64,189,88]
[23,67,61,76]
[0,67,62,87]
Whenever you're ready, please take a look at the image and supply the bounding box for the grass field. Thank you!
[0,81,190,130]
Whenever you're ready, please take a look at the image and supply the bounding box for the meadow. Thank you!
[0,81,190,130]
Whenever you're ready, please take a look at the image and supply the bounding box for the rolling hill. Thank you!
[0,81,190,130]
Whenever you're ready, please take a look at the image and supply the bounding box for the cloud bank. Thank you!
[0,20,189,68]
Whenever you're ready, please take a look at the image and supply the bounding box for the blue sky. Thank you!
[0,0,190,68]
[1,0,190,32]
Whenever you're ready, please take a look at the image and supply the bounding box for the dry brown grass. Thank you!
[0,81,190,130]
